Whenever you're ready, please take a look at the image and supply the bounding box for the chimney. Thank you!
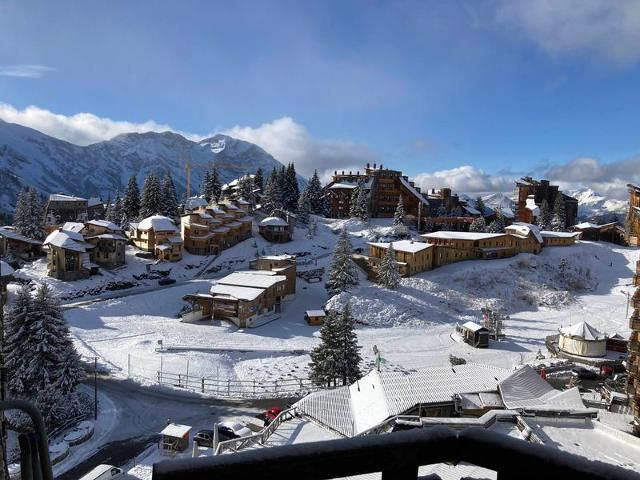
[380,164,384,169]
[373,163,377,169]
[366,163,370,169]
[341,170,345,175]
[356,171,359,175]
[349,171,352,175]
[334,170,337,175]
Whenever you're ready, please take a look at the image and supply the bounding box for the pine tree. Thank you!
[161,173,179,218]
[254,167,264,193]
[378,244,401,289]
[486,219,505,233]
[4,284,34,396]
[139,172,163,218]
[309,311,340,387]
[261,168,279,214]
[210,167,222,202]
[237,175,256,205]
[104,193,113,221]
[276,166,287,210]
[474,196,486,215]
[326,228,359,296]
[392,196,408,238]
[551,194,566,231]
[349,182,361,219]
[123,175,141,222]
[537,199,552,230]
[469,217,487,233]
[14,186,44,239]
[335,303,362,385]
[307,170,325,215]
[491,210,506,233]
[297,187,311,224]
[355,184,369,221]
[200,170,212,200]
[284,163,300,212]
[112,191,125,227]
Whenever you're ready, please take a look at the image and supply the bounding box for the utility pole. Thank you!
[94,357,98,420]
[622,290,631,319]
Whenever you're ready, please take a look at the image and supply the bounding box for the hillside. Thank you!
[0,120,291,216]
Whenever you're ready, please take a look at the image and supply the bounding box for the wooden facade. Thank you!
[45,194,89,225]
[132,215,183,261]
[540,231,580,247]
[43,229,94,281]
[513,178,578,228]
[571,222,625,245]
[0,227,43,259]
[258,217,291,243]
[367,240,434,277]
[249,255,296,297]
[627,184,640,247]
[423,232,517,268]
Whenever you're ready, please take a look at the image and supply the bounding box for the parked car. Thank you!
[261,407,283,426]
[218,421,253,439]
[194,429,215,447]
[158,277,176,286]
[79,464,123,480]
[571,366,597,380]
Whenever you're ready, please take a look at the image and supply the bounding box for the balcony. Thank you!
[151,426,636,480]
[630,313,640,331]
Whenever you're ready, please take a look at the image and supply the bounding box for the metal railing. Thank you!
[214,407,298,455]
[0,400,53,480]
[152,426,639,480]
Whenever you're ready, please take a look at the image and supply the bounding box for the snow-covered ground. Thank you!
[63,217,639,392]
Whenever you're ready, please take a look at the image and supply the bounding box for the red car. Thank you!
[262,407,283,425]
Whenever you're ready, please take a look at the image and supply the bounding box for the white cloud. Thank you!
[413,165,513,194]
[0,65,56,78]
[0,104,376,178]
[0,103,194,145]
[223,117,376,178]
[495,0,640,66]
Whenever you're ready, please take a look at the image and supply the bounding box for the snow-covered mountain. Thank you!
[0,119,291,216]
[567,188,628,222]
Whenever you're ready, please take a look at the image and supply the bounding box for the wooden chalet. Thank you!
[45,194,89,225]
[82,220,127,267]
[571,222,625,244]
[0,227,43,259]
[540,231,581,247]
[132,215,183,261]
[0,260,14,307]
[367,240,434,277]
[627,184,640,247]
[513,178,578,228]
[456,321,490,348]
[258,216,291,243]
[43,228,96,280]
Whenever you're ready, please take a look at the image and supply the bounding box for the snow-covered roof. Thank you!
[210,283,265,301]
[137,215,178,232]
[44,230,88,252]
[259,217,289,227]
[573,221,618,230]
[86,219,120,231]
[399,177,429,206]
[540,231,580,238]
[368,240,432,254]
[422,231,505,241]
[259,254,295,261]
[236,199,250,205]
[499,365,587,411]
[160,423,191,438]
[213,227,230,233]
[306,310,326,317]
[49,193,87,202]
[0,228,42,245]
[62,222,85,233]
[559,321,605,341]
[505,222,543,243]
[462,321,486,332]
[500,207,515,219]
[463,205,481,215]
[329,182,359,190]
[168,235,183,244]
[226,221,242,228]
[185,196,209,210]
[217,272,286,290]
[0,260,14,277]
[525,196,540,216]
[87,197,103,207]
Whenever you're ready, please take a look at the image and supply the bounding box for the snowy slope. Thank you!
[567,188,628,222]
[0,120,295,215]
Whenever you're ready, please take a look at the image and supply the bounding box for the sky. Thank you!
[1,0,640,198]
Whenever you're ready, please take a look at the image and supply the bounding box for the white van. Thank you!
[79,464,124,480]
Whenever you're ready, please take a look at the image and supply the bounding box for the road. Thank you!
[58,376,297,479]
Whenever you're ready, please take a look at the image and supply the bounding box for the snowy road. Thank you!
[57,376,293,479]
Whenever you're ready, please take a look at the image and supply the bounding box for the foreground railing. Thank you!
[152,425,638,480]
[0,400,53,480]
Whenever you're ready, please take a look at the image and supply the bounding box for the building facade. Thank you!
[513,178,578,228]
[43,229,94,280]
[630,258,640,434]
[181,202,252,255]
[258,217,291,242]
[132,215,183,261]
[45,194,89,225]
[0,227,43,259]
[627,184,640,247]
[367,240,434,277]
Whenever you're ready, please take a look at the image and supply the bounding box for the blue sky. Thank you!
[1,0,640,196]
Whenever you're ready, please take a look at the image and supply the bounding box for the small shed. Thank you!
[559,321,606,358]
[159,423,191,454]
[456,321,490,348]
[305,310,327,326]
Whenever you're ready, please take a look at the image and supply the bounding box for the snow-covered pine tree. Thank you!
[139,172,163,218]
[335,303,362,385]
[551,194,566,231]
[392,196,408,237]
[275,166,287,210]
[27,187,45,239]
[123,175,141,222]
[537,199,552,230]
[474,196,486,215]
[297,187,311,224]
[113,192,125,227]
[469,217,487,233]
[486,218,505,233]
[200,170,212,200]
[326,228,359,296]
[492,210,506,233]
[348,182,361,219]
[14,187,44,239]
[254,167,264,193]
[356,184,369,222]
[308,310,339,387]
[261,168,279,214]
[307,170,325,215]
[285,163,300,212]
[237,175,256,205]
[104,193,113,221]
[161,173,179,219]
[4,284,34,396]
[378,244,401,289]
[436,205,447,217]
